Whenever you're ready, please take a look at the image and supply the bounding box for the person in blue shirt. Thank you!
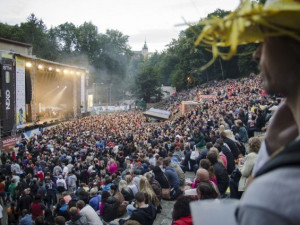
[19,209,33,225]
[163,158,182,200]
[88,189,101,211]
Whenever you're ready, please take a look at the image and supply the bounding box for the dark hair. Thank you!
[69,207,78,219]
[162,158,170,167]
[220,132,226,139]
[207,151,218,164]
[110,184,118,192]
[213,143,222,153]
[35,216,45,225]
[55,216,66,225]
[197,181,218,200]
[76,200,85,209]
[172,196,193,221]
[215,138,224,146]
[134,192,145,203]
[22,209,28,217]
[206,142,213,150]
[153,166,163,175]
[123,220,141,225]
[101,191,111,203]
[199,159,215,179]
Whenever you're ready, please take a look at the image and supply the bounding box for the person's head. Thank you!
[55,216,66,225]
[255,36,300,96]
[152,166,163,176]
[207,151,218,164]
[206,142,213,150]
[69,207,79,220]
[236,120,243,127]
[210,143,222,154]
[248,137,261,154]
[172,196,193,221]
[101,191,111,203]
[123,220,141,225]
[35,216,45,225]
[125,174,133,185]
[162,158,170,168]
[220,132,226,139]
[215,138,224,146]
[196,168,209,182]
[34,194,42,202]
[138,176,151,191]
[199,159,211,171]
[197,181,218,200]
[145,171,155,182]
[219,125,225,133]
[110,184,118,195]
[134,192,145,207]
[76,200,85,210]
[22,209,28,217]
[90,188,97,196]
[119,180,129,192]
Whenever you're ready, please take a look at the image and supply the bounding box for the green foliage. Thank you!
[0,8,260,103]
[133,65,162,102]
[132,8,260,93]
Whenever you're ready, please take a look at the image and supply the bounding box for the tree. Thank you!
[54,22,78,54]
[133,66,162,102]
[20,14,56,59]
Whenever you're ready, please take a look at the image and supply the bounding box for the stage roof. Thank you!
[143,108,170,120]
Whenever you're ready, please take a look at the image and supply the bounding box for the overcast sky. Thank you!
[0,0,239,52]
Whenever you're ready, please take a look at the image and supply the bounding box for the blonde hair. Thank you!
[219,125,225,133]
[139,176,159,206]
[209,147,225,167]
[125,175,133,185]
[119,180,130,192]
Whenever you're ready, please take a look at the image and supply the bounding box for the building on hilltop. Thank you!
[142,41,148,59]
[133,40,152,59]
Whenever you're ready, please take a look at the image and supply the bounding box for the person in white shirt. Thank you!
[62,163,69,178]
[76,200,103,225]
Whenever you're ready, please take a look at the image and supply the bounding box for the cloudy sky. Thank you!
[0,0,239,52]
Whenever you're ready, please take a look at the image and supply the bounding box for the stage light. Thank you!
[63,69,69,74]
[26,62,32,68]
[70,71,74,75]
[56,68,60,72]
[48,67,53,71]
[38,64,43,70]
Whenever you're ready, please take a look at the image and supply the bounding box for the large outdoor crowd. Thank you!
[0,75,281,225]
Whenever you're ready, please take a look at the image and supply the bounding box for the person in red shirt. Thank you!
[31,194,45,220]
[172,195,193,225]
[0,178,5,205]
[36,168,44,182]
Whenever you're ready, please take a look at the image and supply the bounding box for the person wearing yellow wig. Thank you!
[196,0,300,224]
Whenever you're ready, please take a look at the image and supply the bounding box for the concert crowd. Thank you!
[0,75,279,225]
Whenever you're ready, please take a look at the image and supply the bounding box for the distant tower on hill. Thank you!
[142,40,148,59]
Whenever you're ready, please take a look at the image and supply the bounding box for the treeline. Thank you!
[0,14,132,103]
[131,8,260,103]
[0,6,262,103]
